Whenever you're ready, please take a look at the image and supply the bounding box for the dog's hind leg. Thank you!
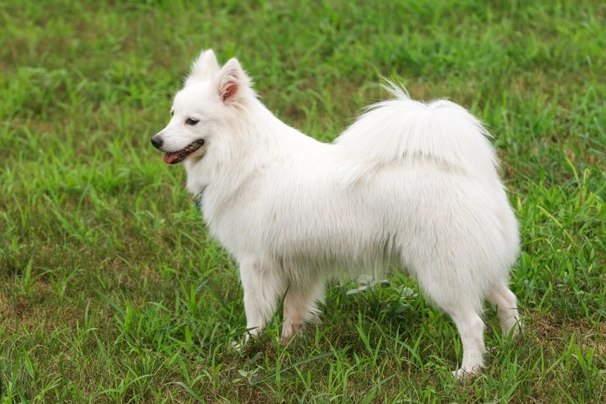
[239,258,287,341]
[281,279,325,343]
[447,306,486,377]
[414,269,486,376]
[488,281,521,337]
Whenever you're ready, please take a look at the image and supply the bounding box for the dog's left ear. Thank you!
[214,58,251,104]
[185,49,220,86]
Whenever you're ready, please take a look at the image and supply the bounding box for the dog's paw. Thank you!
[280,328,297,345]
[451,365,482,379]
[230,332,254,351]
[280,321,305,345]
[511,320,523,338]
[230,340,245,352]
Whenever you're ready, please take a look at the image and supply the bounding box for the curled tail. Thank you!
[335,83,500,184]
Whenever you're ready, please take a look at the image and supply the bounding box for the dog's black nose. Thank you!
[150,135,163,149]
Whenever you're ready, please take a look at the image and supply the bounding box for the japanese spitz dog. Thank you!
[151,49,520,376]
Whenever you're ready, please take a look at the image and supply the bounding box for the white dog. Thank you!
[151,49,521,376]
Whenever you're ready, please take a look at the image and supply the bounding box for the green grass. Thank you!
[1,0,605,402]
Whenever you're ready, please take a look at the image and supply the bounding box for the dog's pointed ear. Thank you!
[214,58,251,104]
[185,49,220,86]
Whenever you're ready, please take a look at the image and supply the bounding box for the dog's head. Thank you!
[151,49,252,166]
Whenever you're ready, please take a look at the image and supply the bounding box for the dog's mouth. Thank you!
[163,139,205,164]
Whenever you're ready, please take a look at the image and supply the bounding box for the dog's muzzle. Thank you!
[151,135,206,165]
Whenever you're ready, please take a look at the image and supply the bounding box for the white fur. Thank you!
[153,49,521,376]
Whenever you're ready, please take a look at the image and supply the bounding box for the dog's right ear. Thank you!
[185,49,220,86]
[213,58,251,105]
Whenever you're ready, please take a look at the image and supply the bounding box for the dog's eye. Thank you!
[186,118,199,126]
[170,110,174,116]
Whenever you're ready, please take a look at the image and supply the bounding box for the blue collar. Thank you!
[195,191,204,209]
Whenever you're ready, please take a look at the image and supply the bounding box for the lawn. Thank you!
[1,0,605,402]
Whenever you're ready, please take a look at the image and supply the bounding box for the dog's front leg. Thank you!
[239,258,285,341]
[281,280,325,343]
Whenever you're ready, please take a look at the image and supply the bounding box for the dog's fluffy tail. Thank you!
[335,82,499,184]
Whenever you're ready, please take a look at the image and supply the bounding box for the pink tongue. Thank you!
[163,152,179,164]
